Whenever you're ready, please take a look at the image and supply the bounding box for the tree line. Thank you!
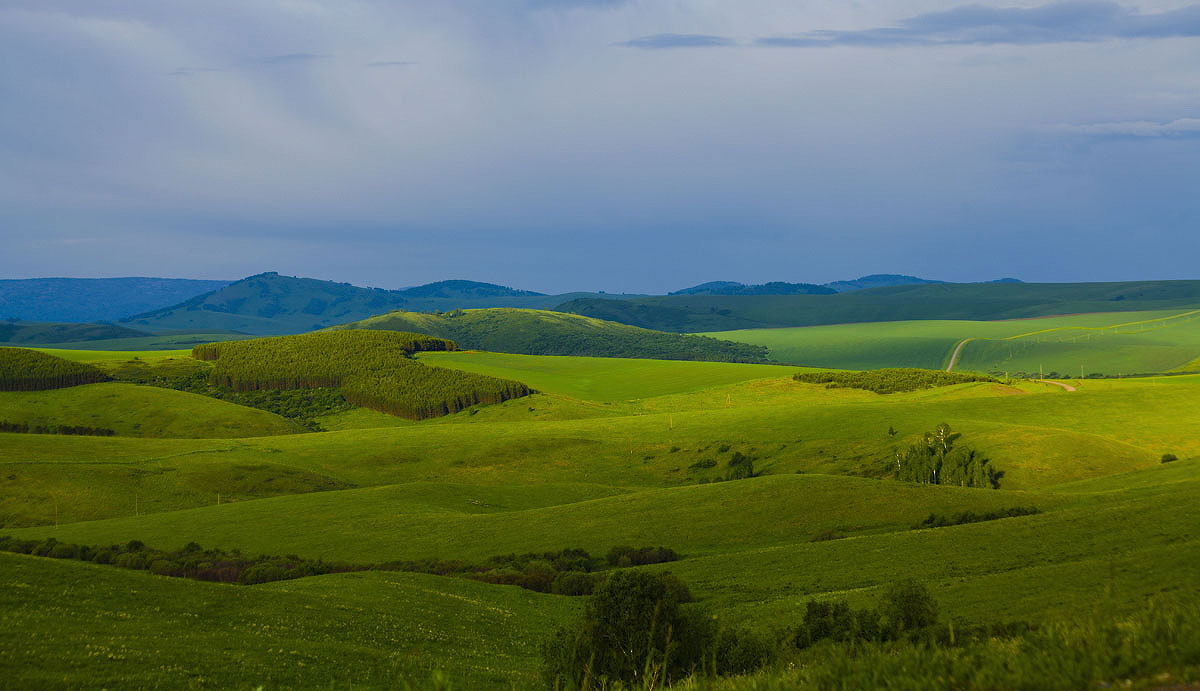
[0,347,109,391]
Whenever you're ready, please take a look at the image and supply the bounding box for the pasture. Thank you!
[2,339,1198,688]
[706,308,1200,374]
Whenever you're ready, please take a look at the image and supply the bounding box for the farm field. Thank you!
[2,337,1199,688]
[705,308,1200,374]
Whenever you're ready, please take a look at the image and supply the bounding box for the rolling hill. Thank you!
[0,320,150,344]
[559,280,1200,332]
[122,273,637,335]
[703,308,1200,374]
[331,308,770,362]
[0,277,231,322]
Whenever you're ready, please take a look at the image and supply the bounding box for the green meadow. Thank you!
[2,331,1199,688]
[705,307,1200,374]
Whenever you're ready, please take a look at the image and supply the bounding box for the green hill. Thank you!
[0,320,150,344]
[559,280,1200,332]
[4,341,1200,686]
[333,308,770,362]
[0,382,304,438]
[706,309,1200,375]
[123,273,635,335]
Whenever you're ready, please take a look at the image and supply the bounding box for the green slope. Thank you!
[705,309,1200,374]
[0,320,150,344]
[0,382,304,438]
[0,552,577,689]
[559,280,1200,332]
[334,308,770,362]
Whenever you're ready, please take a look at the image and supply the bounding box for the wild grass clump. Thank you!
[794,368,995,394]
[0,347,109,391]
[192,330,531,419]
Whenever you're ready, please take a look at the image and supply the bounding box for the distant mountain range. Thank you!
[0,277,232,323]
[669,275,1019,296]
[119,273,620,335]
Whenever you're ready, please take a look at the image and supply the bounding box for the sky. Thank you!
[2,0,1199,294]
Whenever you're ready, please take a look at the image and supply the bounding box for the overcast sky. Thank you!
[2,0,1198,293]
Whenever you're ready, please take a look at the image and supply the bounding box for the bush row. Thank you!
[914,506,1041,530]
[0,347,109,391]
[0,420,115,436]
[0,537,679,597]
[794,367,996,394]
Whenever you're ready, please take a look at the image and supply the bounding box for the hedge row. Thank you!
[794,367,996,394]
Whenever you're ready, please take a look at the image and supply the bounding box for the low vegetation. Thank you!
[0,420,114,436]
[794,368,996,394]
[913,506,1041,529]
[0,347,109,391]
[0,536,678,597]
[193,330,531,419]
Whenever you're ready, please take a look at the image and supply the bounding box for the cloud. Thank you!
[245,52,329,66]
[1047,117,1200,137]
[758,1,1200,47]
[366,60,415,67]
[617,33,735,49]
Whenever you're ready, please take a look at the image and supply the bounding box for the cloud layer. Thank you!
[1,1,1198,291]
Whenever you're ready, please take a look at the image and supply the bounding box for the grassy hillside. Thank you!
[335,308,770,362]
[0,552,577,689]
[706,309,1200,374]
[0,382,303,438]
[0,320,150,344]
[3,340,1200,686]
[0,277,231,323]
[416,351,794,400]
[559,280,1200,332]
[22,331,253,352]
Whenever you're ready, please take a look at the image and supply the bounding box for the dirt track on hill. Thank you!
[946,339,974,372]
[1036,379,1077,392]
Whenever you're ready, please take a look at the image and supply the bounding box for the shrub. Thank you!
[882,579,939,633]
[552,571,601,596]
[795,368,996,394]
[1162,453,1178,463]
[542,570,698,687]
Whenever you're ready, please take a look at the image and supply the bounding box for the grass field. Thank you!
[0,382,303,438]
[3,342,1199,688]
[705,308,1200,374]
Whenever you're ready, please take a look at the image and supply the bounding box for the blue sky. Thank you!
[1,0,1198,293]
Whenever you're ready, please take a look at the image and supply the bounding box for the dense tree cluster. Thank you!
[794,368,996,394]
[192,330,531,420]
[893,423,1003,488]
[0,347,109,391]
